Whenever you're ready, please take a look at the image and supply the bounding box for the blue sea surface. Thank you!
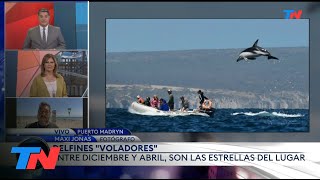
[106,108,309,132]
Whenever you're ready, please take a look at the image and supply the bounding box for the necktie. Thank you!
[43,28,46,43]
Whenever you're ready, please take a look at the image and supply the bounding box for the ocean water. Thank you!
[106,108,309,132]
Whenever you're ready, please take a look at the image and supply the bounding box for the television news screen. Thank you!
[1,1,320,179]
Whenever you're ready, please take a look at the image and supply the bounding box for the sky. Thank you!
[17,98,83,117]
[106,19,309,53]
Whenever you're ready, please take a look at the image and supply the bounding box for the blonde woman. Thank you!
[30,53,67,97]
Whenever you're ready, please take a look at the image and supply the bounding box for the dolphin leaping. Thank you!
[237,39,279,62]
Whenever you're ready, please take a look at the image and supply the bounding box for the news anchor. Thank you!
[25,102,58,128]
[30,53,68,97]
[23,8,66,49]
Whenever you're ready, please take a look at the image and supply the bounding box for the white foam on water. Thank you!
[271,112,304,118]
[232,111,304,118]
[232,111,269,116]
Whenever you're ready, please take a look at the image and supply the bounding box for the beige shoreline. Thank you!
[17,116,83,128]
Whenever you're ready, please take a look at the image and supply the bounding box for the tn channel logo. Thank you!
[11,137,60,170]
[11,147,60,169]
[283,10,303,19]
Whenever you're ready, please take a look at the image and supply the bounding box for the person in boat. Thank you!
[159,98,169,111]
[151,95,159,109]
[201,99,213,111]
[180,96,190,112]
[197,90,208,110]
[167,89,174,111]
[144,97,151,106]
[136,95,145,104]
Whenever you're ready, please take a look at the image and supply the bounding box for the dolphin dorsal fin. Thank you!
[252,39,259,47]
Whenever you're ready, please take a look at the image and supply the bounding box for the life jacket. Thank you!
[202,99,213,110]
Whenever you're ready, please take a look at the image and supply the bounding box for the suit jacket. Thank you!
[23,25,66,49]
[30,74,68,97]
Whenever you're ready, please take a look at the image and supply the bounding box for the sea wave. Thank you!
[231,111,303,118]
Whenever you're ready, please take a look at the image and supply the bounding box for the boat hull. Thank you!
[129,102,214,117]
[199,108,215,117]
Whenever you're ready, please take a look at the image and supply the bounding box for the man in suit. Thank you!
[23,8,66,49]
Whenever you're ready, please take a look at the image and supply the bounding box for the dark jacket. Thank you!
[144,99,151,106]
[199,92,208,104]
[181,99,190,110]
[25,121,58,128]
[168,94,174,109]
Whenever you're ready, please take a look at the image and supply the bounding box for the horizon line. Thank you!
[106,46,309,53]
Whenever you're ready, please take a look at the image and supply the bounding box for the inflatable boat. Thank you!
[129,102,214,117]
